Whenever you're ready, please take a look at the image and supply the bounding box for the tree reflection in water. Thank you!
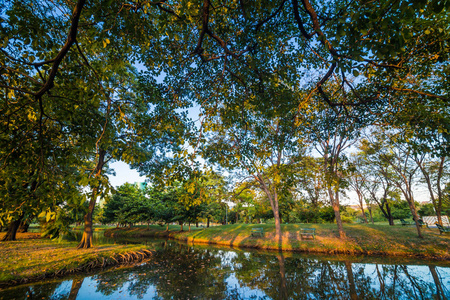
[0,241,448,299]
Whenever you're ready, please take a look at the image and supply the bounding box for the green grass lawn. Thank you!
[0,233,153,287]
[71,224,117,231]
[1,223,449,287]
[106,223,450,261]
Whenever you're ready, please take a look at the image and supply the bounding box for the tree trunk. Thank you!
[179,221,183,231]
[207,217,210,228]
[405,195,422,238]
[356,191,368,223]
[368,205,374,224]
[273,208,282,244]
[385,202,394,226]
[435,157,445,226]
[329,188,346,238]
[77,149,106,249]
[269,193,282,244]
[17,221,29,233]
[418,156,444,226]
[277,253,288,300]
[166,223,169,232]
[188,223,191,232]
[1,218,22,241]
[259,182,282,243]
[77,206,94,249]
[68,278,84,300]
[429,265,445,300]
[360,206,368,223]
[345,261,358,300]
[377,199,395,225]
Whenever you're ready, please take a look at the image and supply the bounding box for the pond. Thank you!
[0,237,449,299]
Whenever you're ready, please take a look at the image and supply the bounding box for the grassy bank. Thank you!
[0,233,154,288]
[105,223,450,261]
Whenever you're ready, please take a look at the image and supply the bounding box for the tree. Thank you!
[360,128,424,237]
[294,156,326,209]
[1,0,190,247]
[146,0,449,151]
[2,0,448,244]
[151,187,180,232]
[414,154,448,225]
[231,182,258,224]
[364,175,398,226]
[348,157,369,224]
[308,97,363,238]
[201,87,307,241]
[101,183,146,227]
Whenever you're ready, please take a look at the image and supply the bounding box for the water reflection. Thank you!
[1,240,448,299]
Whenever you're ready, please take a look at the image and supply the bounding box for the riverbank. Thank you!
[105,223,450,261]
[0,233,154,288]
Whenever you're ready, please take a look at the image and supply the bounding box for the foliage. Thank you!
[38,193,86,241]
[418,203,436,217]
[105,223,450,260]
[0,236,150,284]
[1,0,449,244]
[102,183,148,227]
[390,201,413,220]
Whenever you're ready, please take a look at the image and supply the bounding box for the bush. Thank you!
[418,203,435,216]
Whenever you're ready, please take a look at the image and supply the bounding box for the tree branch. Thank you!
[34,0,86,99]
[255,0,287,32]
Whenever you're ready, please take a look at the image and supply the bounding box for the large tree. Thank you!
[307,95,365,238]
[2,0,448,242]
[0,0,190,246]
[201,85,308,242]
[360,128,424,238]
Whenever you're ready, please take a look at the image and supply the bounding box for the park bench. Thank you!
[300,228,316,240]
[418,219,429,228]
[251,227,264,237]
[400,219,412,226]
[435,223,450,235]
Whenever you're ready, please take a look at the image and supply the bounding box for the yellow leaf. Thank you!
[7,89,14,99]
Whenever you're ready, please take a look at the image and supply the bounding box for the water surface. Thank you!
[1,238,449,299]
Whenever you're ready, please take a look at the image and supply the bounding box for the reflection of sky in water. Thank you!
[225,273,268,299]
[355,263,450,293]
[1,244,449,300]
[50,276,159,300]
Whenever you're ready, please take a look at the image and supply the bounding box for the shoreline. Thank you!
[1,223,449,288]
[104,223,450,262]
[0,233,154,289]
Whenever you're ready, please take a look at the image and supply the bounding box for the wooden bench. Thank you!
[251,228,264,237]
[300,228,316,240]
[436,223,450,235]
[418,219,429,228]
[400,219,412,226]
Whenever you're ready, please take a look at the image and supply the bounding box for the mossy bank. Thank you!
[0,233,154,288]
[105,223,450,262]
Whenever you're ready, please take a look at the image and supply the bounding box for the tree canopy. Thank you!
[0,0,448,243]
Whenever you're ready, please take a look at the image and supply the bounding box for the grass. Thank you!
[71,224,114,231]
[2,223,448,286]
[106,224,203,237]
[105,223,450,262]
[0,232,153,287]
